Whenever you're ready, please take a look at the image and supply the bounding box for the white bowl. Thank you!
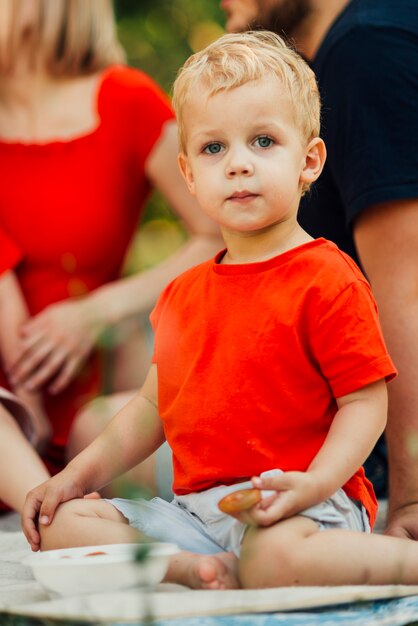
[24,542,179,596]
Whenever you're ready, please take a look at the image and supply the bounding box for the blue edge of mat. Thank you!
[2,595,418,626]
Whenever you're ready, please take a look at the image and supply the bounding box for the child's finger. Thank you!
[242,506,282,527]
[22,499,42,551]
[38,494,60,527]
[251,500,292,526]
[253,488,301,524]
[254,470,305,492]
[252,474,288,491]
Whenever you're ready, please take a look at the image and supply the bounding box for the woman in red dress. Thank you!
[0,0,220,512]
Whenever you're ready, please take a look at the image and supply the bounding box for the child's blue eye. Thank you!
[255,136,274,148]
[204,143,223,154]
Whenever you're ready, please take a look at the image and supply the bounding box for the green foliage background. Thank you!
[115,0,225,92]
[114,1,226,273]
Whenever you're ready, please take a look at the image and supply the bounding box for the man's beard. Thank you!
[249,0,312,41]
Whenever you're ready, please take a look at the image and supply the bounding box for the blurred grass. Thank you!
[114,1,225,274]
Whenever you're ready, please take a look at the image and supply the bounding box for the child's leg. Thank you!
[0,405,49,513]
[239,515,418,588]
[39,498,239,590]
[39,499,142,550]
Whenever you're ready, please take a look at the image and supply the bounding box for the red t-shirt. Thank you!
[0,66,174,470]
[151,239,396,527]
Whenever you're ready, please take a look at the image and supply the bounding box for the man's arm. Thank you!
[354,198,418,539]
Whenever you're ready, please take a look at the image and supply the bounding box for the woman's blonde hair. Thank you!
[172,31,321,153]
[0,0,125,75]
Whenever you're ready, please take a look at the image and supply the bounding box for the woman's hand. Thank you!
[232,472,321,527]
[8,298,104,394]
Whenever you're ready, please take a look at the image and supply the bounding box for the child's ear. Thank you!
[300,137,326,186]
[178,153,195,195]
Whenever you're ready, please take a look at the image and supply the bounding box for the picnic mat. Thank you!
[2,520,418,625]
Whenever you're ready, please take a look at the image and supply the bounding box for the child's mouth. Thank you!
[228,191,258,202]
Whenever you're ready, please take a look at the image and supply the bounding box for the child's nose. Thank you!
[225,149,254,178]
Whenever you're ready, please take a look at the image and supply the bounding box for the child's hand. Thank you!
[22,467,85,551]
[233,471,321,527]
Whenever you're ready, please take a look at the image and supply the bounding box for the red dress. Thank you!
[0,66,174,473]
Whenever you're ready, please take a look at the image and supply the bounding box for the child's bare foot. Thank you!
[165,551,239,590]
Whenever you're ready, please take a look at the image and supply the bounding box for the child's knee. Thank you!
[239,533,292,587]
[239,519,317,588]
[39,499,84,551]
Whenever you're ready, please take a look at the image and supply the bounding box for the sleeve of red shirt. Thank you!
[310,279,397,398]
[106,67,175,169]
[0,225,23,276]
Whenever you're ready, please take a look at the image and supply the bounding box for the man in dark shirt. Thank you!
[222,0,418,540]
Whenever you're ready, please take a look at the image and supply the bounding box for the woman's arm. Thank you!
[0,272,30,371]
[145,121,219,236]
[87,121,222,321]
[0,271,51,450]
[9,121,222,393]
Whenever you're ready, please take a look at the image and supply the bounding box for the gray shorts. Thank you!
[108,470,370,557]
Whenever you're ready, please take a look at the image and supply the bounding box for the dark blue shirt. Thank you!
[298,0,418,264]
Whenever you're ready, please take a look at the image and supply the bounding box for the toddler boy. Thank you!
[24,32,418,590]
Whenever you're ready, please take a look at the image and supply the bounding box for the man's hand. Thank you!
[385,502,418,540]
[232,471,321,527]
[22,469,85,552]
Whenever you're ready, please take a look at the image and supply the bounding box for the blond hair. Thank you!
[0,0,125,75]
[172,31,320,153]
